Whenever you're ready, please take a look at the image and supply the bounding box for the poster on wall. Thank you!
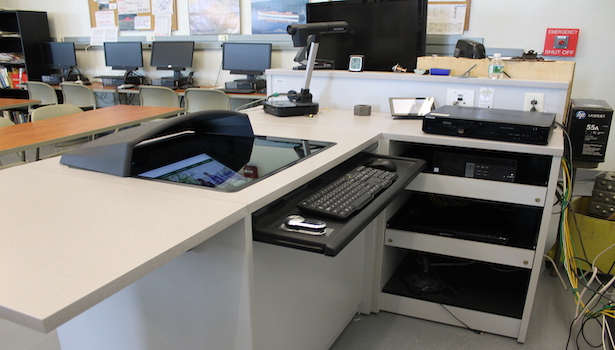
[88,0,178,33]
[251,0,307,34]
[189,0,240,34]
[427,4,466,35]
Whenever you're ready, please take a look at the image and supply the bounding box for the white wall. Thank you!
[1,0,614,170]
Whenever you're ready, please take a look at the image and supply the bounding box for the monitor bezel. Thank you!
[42,42,77,70]
[222,42,272,77]
[150,41,195,71]
[103,41,144,71]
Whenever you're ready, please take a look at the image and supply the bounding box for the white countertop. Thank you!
[0,107,564,333]
[0,160,248,332]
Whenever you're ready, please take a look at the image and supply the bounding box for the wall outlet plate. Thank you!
[524,93,545,112]
[446,89,475,107]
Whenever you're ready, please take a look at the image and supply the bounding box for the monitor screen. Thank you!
[134,134,334,192]
[42,42,77,69]
[138,153,251,191]
[222,42,272,77]
[150,41,195,70]
[307,0,427,71]
[104,42,143,70]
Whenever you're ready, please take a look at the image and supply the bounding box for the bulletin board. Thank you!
[428,0,471,33]
[88,0,178,31]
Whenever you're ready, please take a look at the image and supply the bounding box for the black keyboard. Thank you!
[297,165,397,221]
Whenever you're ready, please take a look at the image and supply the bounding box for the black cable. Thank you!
[417,256,487,327]
[577,316,603,348]
[554,121,574,167]
[607,260,615,275]
[566,311,585,349]
[439,304,483,335]
[569,257,615,304]
[553,181,565,207]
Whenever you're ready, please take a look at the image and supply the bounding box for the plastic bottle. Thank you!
[488,53,504,79]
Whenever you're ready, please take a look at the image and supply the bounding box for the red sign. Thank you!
[543,28,579,57]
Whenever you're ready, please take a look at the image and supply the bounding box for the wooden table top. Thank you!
[0,98,40,111]
[0,104,184,156]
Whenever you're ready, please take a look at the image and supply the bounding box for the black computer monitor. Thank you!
[42,42,82,82]
[150,41,195,88]
[104,42,143,71]
[103,41,144,85]
[222,42,272,82]
[42,42,77,70]
[306,0,428,71]
[150,41,194,72]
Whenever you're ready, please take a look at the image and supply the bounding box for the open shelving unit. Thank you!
[377,139,563,343]
[0,10,50,95]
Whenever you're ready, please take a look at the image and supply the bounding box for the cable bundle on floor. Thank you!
[554,122,614,349]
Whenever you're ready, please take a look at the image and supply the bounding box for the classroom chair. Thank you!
[60,82,97,110]
[138,85,181,108]
[24,81,59,115]
[184,88,231,113]
[30,104,84,160]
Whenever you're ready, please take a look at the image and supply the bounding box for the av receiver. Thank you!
[423,106,556,145]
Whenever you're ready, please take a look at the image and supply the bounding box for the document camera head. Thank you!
[287,21,348,47]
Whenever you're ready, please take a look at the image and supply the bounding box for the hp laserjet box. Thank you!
[565,99,612,165]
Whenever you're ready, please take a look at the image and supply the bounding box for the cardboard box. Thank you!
[566,99,613,166]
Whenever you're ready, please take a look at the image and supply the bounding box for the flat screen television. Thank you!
[306,0,427,71]
[150,41,195,71]
[42,42,77,69]
[104,41,143,71]
[222,42,272,82]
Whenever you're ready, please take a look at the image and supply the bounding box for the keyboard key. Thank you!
[297,164,397,220]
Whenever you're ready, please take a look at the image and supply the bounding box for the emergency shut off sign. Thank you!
[543,28,580,57]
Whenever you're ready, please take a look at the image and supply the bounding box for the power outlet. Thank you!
[218,34,229,42]
[446,89,475,107]
[524,93,545,112]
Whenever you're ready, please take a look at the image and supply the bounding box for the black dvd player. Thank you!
[423,105,556,145]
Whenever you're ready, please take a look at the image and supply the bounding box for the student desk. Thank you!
[0,104,184,157]
[0,107,564,349]
[49,82,266,107]
[0,97,40,111]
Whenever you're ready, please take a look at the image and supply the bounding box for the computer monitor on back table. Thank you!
[42,42,85,83]
[103,41,144,86]
[150,41,195,89]
[222,42,271,91]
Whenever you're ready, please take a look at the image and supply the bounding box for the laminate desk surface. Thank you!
[0,108,564,334]
[0,159,248,332]
[0,104,184,156]
[0,98,40,110]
